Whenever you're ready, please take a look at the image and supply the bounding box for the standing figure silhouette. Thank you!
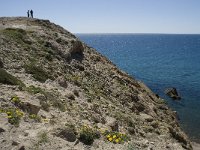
[30,10,33,18]
[27,10,30,17]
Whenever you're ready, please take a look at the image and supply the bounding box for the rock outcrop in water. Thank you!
[165,87,181,100]
[0,17,192,150]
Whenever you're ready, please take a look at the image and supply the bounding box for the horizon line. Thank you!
[75,32,200,35]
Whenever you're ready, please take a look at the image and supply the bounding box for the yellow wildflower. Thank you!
[7,115,12,119]
[43,118,50,123]
[107,134,111,138]
[115,139,120,143]
[113,135,117,139]
[108,137,113,141]
[16,110,23,117]
[6,112,11,115]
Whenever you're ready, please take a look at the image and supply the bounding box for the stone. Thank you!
[0,127,5,133]
[140,113,154,122]
[106,116,119,131]
[56,128,76,142]
[57,76,68,88]
[12,141,20,146]
[70,40,84,54]
[35,93,47,101]
[128,127,135,135]
[19,102,40,115]
[92,114,101,123]
[165,88,181,100]
[18,146,25,150]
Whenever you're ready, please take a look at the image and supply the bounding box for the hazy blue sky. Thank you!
[0,0,200,33]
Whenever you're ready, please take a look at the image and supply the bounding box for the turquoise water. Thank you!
[77,34,200,142]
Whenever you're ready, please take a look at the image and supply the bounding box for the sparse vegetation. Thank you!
[11,95,21,104]
[103,130,129,144]
[52,100,66,112]
[2,28,27,42]
[79,125,100,145]
[34,131,49,149]
[127,143,138,150]
[26,85,44,94]
[0,68,25,87]
[38,132,48,143]
[29,114,41,122]
[0,108,24,126]
[24,63,51,82]
[40,101,50,112]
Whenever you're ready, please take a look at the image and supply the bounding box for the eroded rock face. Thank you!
[165,88,181,100]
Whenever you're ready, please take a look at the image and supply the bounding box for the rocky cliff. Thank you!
[0,17,192,150]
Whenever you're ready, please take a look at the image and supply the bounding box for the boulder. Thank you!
[0,127,5,133]
[19,102,41,115]
[56,128,76,142]
[57,76,68,88]
[139,113,154,122]
[106,116,119,131]
[70,40,84,54]
[165,88,181,100]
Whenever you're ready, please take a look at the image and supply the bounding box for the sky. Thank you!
[0,0,200,34]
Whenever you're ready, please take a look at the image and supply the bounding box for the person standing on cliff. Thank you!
[27,10,30,17]
[30,10,33,18]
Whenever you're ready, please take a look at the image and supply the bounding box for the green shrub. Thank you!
[2,108,24,126]
[26,85,44,94]
[0,68,25,87]
[11,95,21,104]
[24,63,50,83]
[79,125,100,145]
[3,28,27,42]
[40,101,50,112]
[127,143,138,150]
[38,131,48,144]
[45,53,53,61]
[52,100,66,112]
[29,114,41,122]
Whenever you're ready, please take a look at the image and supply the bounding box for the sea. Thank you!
[77,33,200,143]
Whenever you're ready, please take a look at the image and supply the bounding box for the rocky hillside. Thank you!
[0,17,192,150]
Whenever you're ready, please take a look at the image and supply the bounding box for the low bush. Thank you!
[0,68,25,87]
[0,108,24,126]
[26,85,44,94]
[24,63,50,83]
[79,125,100,145]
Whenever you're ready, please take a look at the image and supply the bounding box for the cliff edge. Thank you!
[0,17,192,150]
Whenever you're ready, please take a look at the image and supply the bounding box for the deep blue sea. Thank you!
[76,34,200,142]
